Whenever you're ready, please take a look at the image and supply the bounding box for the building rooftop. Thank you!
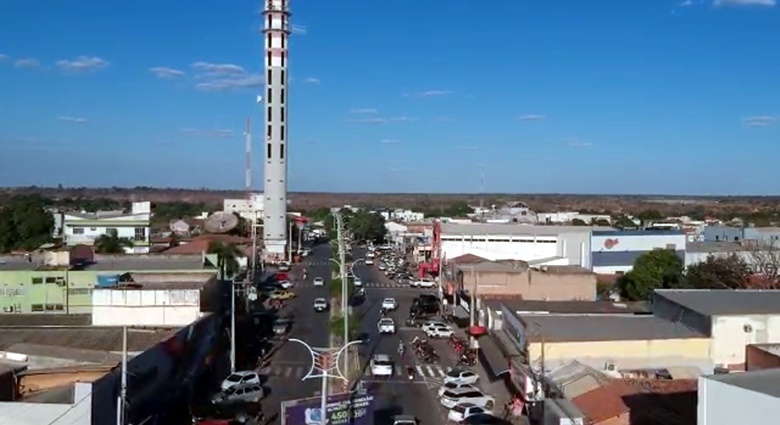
[686,241,746,254]
[456,260,528,273]
[0,314,91,326]
[0,326,178,352]
[491,300,645,315]
[750,343,780,357]
[0,254,211,272]
[440,222,607,236]
[520,314,704,343]
[655,289,780,316]
[4,343,122,365]
[592,229,685,236]
[704,367,780,398]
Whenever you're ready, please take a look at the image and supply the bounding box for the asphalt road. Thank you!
[260,242,333,421]
[349,249,450,425]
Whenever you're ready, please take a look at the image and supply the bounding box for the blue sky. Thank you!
[0,0,778,195]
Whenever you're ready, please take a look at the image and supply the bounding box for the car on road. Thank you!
[353,278,363,287]
[278,262,291,272]
[370,354,393,377]
[422,321,450,333]
[444,369,480,386]
[220,371,261,391]
[448,403,491,423]
[313,277,324,286]
[392,415,418,425]
[272,318,292,336]
[426,325,454,339]
[365,258,374,265]
[270,290,295,300]
[211,383,264,405]
[278,280,293,289]
[438,382,478,397]
[381,298,398,311]
[440,387,495,409]
[411,279,436,288]
[313,297,329,312]
[377,317,396,334]
[378,264,386,271]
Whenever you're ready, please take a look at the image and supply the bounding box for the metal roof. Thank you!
[686,241,746,254]
[0,326,178,352]
[490,300,645,315]
[704,367,780,398]
[655,289,780,316]
[521,314,704,343]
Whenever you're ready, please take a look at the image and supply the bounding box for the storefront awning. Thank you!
[479,335,510,378]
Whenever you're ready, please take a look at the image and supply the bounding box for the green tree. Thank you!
[94,230,134,254]
[347,210,387,243]
[614,215,638,229]
[208,241,242,280]
[618,249,685,301]
[685,254,750,289]
[0,195,54,252]
[571,218,588,226]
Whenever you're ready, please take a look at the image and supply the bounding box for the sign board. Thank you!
[282,391,375,425]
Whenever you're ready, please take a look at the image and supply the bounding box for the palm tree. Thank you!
[94,230,134,254]
[208,241,242,280]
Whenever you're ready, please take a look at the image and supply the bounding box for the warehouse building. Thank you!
[591,229,687,274]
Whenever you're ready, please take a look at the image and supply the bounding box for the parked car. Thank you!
[444,369,480,386]
[365,258,374,265]
[438,382,478,398]
[353,278,363,287]
[211,383,264,405]
[278,262,291,272]
[313,297,329,312]
[272,318,292,336]
[440,387,495,409]
[220,371,261,391]
[392,415,418,425]
[381,298,398,311]
[378,264,387,271]
[411,279,436,288]
[422,321,450,333]
[448,403,491,423]
[278,280,293,289]
[370,354,393,377]
[426,325,454,339]
[377,318,396,334]
[270,290,295,300]
[313,277,324,286]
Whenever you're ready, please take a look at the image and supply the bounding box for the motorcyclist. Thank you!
[406,365,415,381]
[398,341,405,356]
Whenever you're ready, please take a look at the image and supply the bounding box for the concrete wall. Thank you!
[63,213,151,253]
[702,226,744,242]
[698,376,780,425]
[441,235,559,262]
[0,382,92,425]
[558,232,592,268]
[461,270,596,300]
[711,314,780,368]
[529,338,712,371]
[92,289,202,326]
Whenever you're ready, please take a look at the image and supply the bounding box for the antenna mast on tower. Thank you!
[245,116,252,198]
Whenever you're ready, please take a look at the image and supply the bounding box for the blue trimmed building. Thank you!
[591,229,687,274]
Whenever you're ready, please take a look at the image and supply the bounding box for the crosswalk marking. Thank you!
[259,363,449,382]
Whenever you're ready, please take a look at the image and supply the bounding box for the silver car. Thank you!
[211,383,264,405]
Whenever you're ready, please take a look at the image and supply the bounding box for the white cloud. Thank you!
[347,116,413,124]
[180,128,235,138]
[150,67,185,79]
[191,61,245,75]
[57,116,89,124]
[195,74,264,91]
[349,108,377,114]
[381,139,401,145]
[56,56,109,72]
[14,58,39,68]
[742,116,777,127]
[291,25,308,35]
[303,77,320,84]
[566,138,592,148]
[714,0,776,6]
[517,114,546,122]
[403,90,452,97]
[679,0,694,6]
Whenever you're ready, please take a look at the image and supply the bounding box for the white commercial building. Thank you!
[537,211,612,225]
[591,230,687,274]
[0,381,92,425]
[223,193,264,221]
[440,223,593,267]
[654,289,780,369]
[91,273,212,326]
[60,201,151,254]
[698,368,780,425]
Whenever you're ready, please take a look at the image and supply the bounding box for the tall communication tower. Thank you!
[261,0,291,260]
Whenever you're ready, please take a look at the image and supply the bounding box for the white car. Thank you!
[313,298,329,312]
[370,354,393,377]
[438,382,478,398]
[353,278,363,287]
[440,387,495,409]
[381,298,398,311]
[422,321,450,333]
[411,279,436,288]
[378,264,387,271]
[366,252,375,259]
[377,318,396,334]
[278,262,291,272]
[448,403,491,423]
[313,277,324,286]
[220,370,261,391]
[279,280,293,289]
[365,258,374,265]
[426,325,454,339]
[444,369,480,386]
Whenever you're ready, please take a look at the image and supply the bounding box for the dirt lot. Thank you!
[1,186,778,216]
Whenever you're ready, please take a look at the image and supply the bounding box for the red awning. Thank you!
[468,325,487,336]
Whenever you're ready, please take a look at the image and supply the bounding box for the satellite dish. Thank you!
[204,212,240,234]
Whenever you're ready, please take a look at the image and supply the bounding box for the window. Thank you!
[266,33,271,47]
[267,87,272,103]
[45,304,64,311]
[281,107,285,122]
[2,306,13,313]
[281,125,285,141]
[267,69,272,83]
[267,106,272,123]
[134,227,145,241]
[72,227,85,234]
[280,144,285,159]
[32,277,43,285]
[106,228,117,236]
[31,304,44,312]
[267,143,272,159]
[45,277,56,284]
[281,88,285,104]
[266,51,271,67]
[281,70,286,84]
[68,288,92,296]
[281,51,286,67]
[282,34,286,48]
[267,125,272,137]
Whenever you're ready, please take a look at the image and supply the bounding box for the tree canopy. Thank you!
[618,249,685,301]
[94,230,134,254]
[0,196,54,252]
[686,254,751,290]
[208,241,242,280]
[346,210,387,243]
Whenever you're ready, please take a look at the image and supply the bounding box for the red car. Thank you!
[275,272,289,281]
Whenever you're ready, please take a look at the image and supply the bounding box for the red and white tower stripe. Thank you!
[261,0,291,256]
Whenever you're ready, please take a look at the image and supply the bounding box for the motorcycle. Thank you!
[406,366,415,381]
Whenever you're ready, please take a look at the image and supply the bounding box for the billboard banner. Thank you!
[283,391,375,425]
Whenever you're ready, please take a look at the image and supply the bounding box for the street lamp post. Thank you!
[333,212,351,376]
[289,338,363,425]
[230,280,237,373]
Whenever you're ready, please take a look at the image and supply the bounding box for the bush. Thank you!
[330,313,360,341]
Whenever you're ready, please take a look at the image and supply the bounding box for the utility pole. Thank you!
[230,280,236,373]
[334,212,350,376]
[116,326,128,425]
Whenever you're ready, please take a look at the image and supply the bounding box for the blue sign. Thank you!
[285,392,375,425]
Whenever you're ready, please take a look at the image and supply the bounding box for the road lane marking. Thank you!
[415,365,425,376]
[426,365,435,376]
[436,368,446,377]
[260,366,271,375]
[284,367,292,377]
